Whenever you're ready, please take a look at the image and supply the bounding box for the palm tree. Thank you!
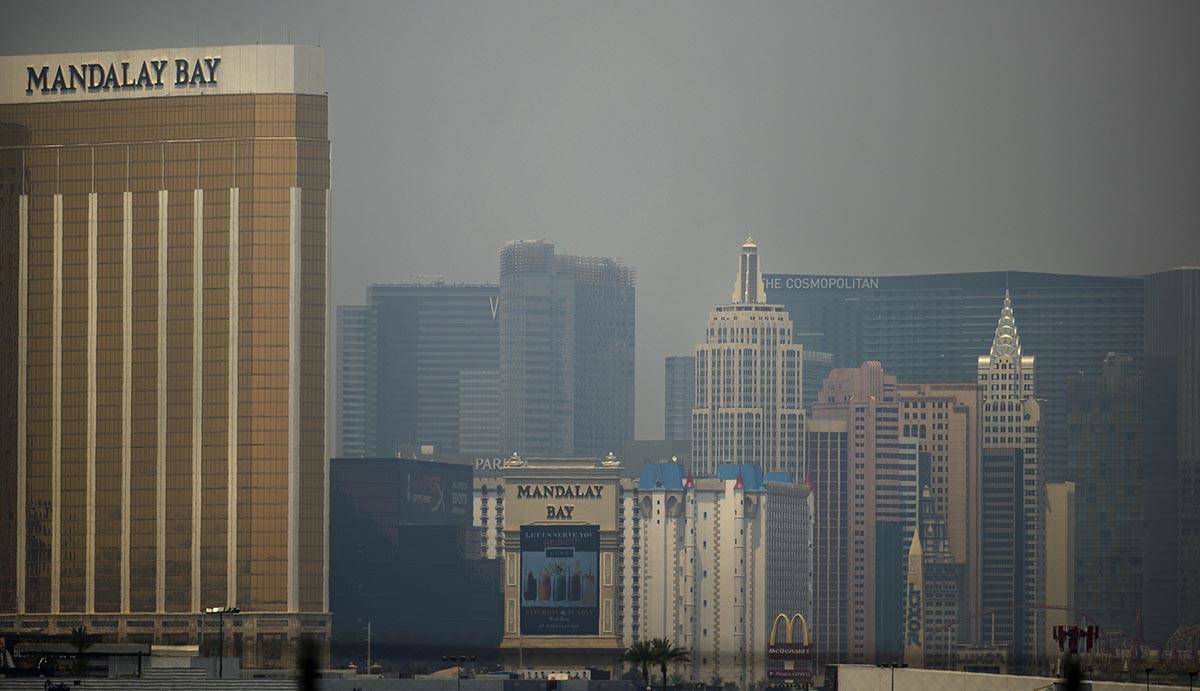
[650,638,690,690]
[68,626,94,676]
[622,640,656,690]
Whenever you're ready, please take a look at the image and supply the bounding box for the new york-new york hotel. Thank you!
[0,45,330,668]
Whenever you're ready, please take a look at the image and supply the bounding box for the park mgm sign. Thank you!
[498,454,625,673]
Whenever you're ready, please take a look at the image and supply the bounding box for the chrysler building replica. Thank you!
[977,290,1044,666]
[692,238,805,477]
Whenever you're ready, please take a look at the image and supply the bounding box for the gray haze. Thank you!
[5,0,1199,439]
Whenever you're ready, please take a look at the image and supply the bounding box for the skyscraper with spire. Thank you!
[692,238,805,477]
[977,290,1044,667]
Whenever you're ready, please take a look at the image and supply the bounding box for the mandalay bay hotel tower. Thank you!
[0,45,330,668]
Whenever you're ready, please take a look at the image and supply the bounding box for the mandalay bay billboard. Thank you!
[520,525,600,635]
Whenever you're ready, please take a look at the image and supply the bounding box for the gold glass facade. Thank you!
[0,75,329,668]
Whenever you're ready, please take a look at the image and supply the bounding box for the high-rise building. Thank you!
[807,419,849,667]
[903,488,967,670]
[874,437,921,663]
[473,455,813,685]
[1143,268,1200,642]
[897,383,981,618]
[498,240,635,457]
[1065,353,1142,637]
[0,45,330,668]
[1043,481,1076,658]
[977,447,1027,656]
[336,305,376,457]
[879,436,920,552]
[459,368,501,455]
[811,361,901,663]
[693,239,805,477]
[764,271,1143,484]
[636,463,812,688]
[802,349,836,412]
[494,455,627,674]
[329,458,500,664]
[977,292,1043,666]
[339,283,500,457]
[472,458,643,645]
[664,355,695,442]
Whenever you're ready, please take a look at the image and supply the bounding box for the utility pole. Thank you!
[366,621,372,672]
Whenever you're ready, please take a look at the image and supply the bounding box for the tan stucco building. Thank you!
[497,455,625,674]
[897,382,981,625]
[1043,481,1076,656]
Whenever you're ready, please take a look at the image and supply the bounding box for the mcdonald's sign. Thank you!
[768,613,813,685]
[768,613,812,660]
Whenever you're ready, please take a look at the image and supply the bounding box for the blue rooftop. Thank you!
[639,463,687,490]
[639,463,795,491]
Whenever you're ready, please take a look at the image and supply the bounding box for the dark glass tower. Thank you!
[335,305,376,457]
[498,240,635,457]
[764,271,1144,483]
[663,355,694,442]
[978,447,1027,661]
[337,283,500,457]
[1143,267,1200,644]
[329,457,501,666]
[1066,353,1143,637]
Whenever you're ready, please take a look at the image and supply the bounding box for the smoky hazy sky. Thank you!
[4,1,1199,439]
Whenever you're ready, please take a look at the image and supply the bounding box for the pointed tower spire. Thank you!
[908,528,924,560]
[989,289,1022,358]
[731,236,766,304]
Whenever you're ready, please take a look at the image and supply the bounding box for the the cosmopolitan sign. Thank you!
[26,56,221,95]
[766,275,880,290]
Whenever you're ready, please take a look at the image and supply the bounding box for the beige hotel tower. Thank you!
[0,45,330,668]
[693,238,805,477]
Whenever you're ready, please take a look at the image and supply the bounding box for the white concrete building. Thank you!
[635,464,812,687]
[692,238,806,477]
[473,457,812,686]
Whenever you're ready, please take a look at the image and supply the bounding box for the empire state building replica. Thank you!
[692,238,806,477]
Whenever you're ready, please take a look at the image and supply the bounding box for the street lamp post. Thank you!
[877,662,907,691]
[1144,666,1154,691]
[443,655,477,691]
[204,606,240,679]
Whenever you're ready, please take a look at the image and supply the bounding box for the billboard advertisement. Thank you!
[330,458,473,531]
[520,525,599,635]
[401,462,472,525]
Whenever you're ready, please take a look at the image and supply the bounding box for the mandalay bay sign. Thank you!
[26,56,221,95]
